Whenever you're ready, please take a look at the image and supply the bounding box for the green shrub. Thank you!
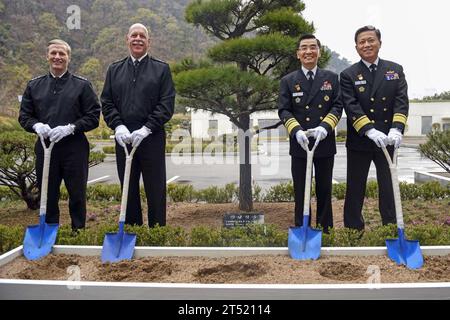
[418,181,449,200]
[263,181,294,202]
[0,225,23,254]
[190,226,223,246]
[399,182,421,200]
[0,186,20,201]
[102,146,115,154]
[332,182,346,200]
[365,180,379,198]
[0,223,449,254]
[167,183,196,202]
[197,183,237,203]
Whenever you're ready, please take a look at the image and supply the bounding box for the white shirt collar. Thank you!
[362,57,380,69]
[131,53,148,63]
[302,65,318,78]
[50,70,67,79]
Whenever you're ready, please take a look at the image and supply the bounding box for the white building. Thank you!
[191,102,450,138]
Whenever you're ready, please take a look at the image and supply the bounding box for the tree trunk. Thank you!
[22,191,39,210]
[238,113,253,211]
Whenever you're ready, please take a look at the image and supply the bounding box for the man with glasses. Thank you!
[278,34,343,233]
[340,25,409,230]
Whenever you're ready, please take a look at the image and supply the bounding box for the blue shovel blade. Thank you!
[386,238,423,269]
[288,226,322,260]
[23,218,59,261]
[101,231,136,263]
[386,228,423,269]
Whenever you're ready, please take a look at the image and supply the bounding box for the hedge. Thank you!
[1,223,448,255]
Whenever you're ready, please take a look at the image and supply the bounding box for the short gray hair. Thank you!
[47,39,71,56]
[128,23,150,38]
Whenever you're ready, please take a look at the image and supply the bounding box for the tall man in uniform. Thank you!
[101,23,175,227]
[19,39,101,231]
[340,26,408,230]
[278,34,343,233]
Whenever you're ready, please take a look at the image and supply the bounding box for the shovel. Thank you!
[23,137,59,260]
[101,144,137,263]
[288,133,322,260]
[381,145,423,269]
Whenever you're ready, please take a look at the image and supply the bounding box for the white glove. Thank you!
[33,123,51,139]
[309,126,328,146]
[366,128,388,148]
[115,125,131,148]
[388,128,403,149]
[48,124,75,143]
[130,126,152,147]
[295,130,309,151]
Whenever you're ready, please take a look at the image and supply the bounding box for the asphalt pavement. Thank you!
[88,139,443,190]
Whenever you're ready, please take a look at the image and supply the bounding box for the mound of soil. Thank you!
[1,254,449,284]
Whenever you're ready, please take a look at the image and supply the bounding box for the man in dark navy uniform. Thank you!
[278,34,343,233]
[19,39,101,230]
[340,26,409,230]
[101,23,175,227]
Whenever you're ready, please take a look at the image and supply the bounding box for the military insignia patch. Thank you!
[324,95,330,101]
[295,97,301,103]
[385,70,399,80]
[295,84,301,91]
[357,74,364,80]
[320,81,332,91]
[359,86,365,93]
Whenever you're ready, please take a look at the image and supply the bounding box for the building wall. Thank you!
[190,102,450,138]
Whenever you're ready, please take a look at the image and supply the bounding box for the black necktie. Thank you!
[369,64,377,79]
[134,59,140,68]
[307,70,314,87]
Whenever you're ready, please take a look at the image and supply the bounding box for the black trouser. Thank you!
[115,129,166,227]
[291,155,334,232]
[344,148,396,230]
[35,134,89,230]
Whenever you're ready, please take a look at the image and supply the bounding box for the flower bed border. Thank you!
[1,245,449,300]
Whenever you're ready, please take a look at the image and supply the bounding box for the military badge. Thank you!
[320,81,332,91]
[293,92,303,97]
[295,97,301,103]
[359,86,365,93]
[385,70,399,80]
[295,84,301,91]
[324,95,330,101]
[357,74,364,80]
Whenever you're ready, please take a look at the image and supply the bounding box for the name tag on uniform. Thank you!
[292,92,304,97]
[355,80,367,85]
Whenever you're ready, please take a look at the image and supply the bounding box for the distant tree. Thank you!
[175,0,330,211]
[79,57,103,94]
[419,129,450,173]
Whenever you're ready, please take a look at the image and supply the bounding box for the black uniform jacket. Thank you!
[340,59,409,152]
[101,55,175,132]
[19,72,100,134]
[278,68,343,158]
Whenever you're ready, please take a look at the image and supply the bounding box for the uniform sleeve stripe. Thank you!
[328,114,339,124]
[285,118,300,134]
[393,113,407,124]
[353,115,371,132]
[285,118,296,127]
[322,117,336,129]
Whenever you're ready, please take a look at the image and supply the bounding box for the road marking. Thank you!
[87,175,110,185]
[166,176,180,184]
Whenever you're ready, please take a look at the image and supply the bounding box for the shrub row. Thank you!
[1,223,449,255]
[3,181,447,203]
